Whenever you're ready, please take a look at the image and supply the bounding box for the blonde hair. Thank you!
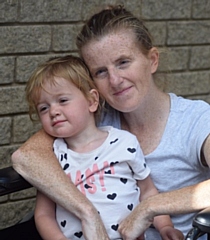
[26,55,102,121]
[76,5,153,56]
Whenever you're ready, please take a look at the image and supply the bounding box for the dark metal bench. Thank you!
[0,166,42,240]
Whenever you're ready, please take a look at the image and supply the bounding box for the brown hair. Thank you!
[26,55,102,121]
[76,5,153,56]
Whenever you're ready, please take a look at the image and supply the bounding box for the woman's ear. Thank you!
[88,89,99,113]
[150,47,159,74]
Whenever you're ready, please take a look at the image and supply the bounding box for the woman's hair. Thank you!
[76,5,153,56]
[26,55,102,121]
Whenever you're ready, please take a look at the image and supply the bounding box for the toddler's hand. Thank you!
[160,226,184,240]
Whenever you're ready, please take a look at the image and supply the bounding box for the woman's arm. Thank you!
[12,129,109,240]
[118,135,210,240]
[35,191,68,240]
[118,179,210,240]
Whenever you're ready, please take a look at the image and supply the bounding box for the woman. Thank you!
[12,5,210,240]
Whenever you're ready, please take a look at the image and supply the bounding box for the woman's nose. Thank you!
[109,68,123,86]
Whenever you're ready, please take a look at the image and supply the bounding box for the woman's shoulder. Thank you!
[170,93,210,114]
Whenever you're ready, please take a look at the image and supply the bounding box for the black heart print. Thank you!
[63,163,69,170]
[120,178,127,184]
[61,220,66,227]
[127,148,136,153]
[110,138,118,144]
[111,224,119,231]
[74,231,83,238]
[127,204,133,211]
[107,193,117,200]
[110,161,119,166]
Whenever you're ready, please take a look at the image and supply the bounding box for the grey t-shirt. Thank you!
[99,93,210,239]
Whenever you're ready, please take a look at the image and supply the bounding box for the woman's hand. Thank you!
[118,202,153,240]
[81,216,110,240]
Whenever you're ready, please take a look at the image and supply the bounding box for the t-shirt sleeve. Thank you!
[185,103,210,167]
[128,137,151,180]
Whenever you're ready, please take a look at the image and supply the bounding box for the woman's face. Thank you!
[81,30,159,112]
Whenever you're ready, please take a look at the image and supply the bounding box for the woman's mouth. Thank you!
[113,86,133,96]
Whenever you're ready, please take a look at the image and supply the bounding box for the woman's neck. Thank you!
[121,90,170,155]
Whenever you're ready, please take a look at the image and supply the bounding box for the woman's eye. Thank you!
[95,68,107,77]
[119,59,129,66]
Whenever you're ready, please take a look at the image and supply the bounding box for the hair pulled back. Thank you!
[76,5,153,56]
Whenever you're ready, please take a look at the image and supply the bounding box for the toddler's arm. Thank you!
[35,191,69,240]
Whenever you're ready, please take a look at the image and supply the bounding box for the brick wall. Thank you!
[0,0,210,229]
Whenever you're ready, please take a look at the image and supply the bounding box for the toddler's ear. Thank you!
[88,89,99,113]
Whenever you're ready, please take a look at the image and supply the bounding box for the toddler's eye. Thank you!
[60,98,68,104]
[38,106,48,113]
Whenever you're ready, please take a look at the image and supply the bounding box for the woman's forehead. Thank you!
[85,29,135,49]
[81,31,138,64]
